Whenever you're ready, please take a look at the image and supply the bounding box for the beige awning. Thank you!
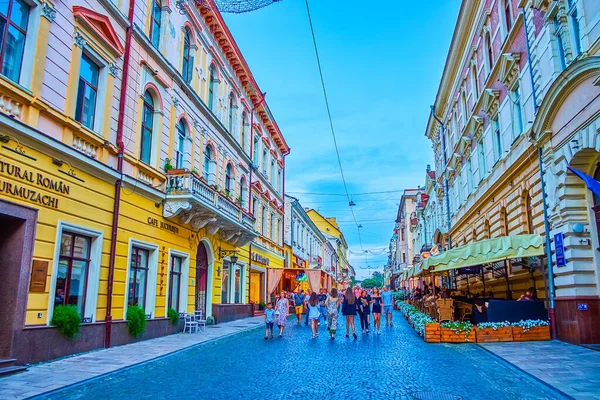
[421,234,544,273]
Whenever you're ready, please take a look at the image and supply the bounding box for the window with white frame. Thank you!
[75,54,100,130]
[270,158,275,184]
[168,255,182,310]
[262,148,268,173]
[0,0,29,84]
[484,31,493,75]
[253,135,259,164]
[510,82,524,139]
[241,112,248,152]
[261,206,266,236]
[126,241,158,318]
[208,64,217,111]
[492,116,502,161]
[467,157,474,193]
[182,27,193,83]
[50,223,103,324]
[457,170,464,205]
[502,0,512,35]
[140,90,155,164]
[228,93,236,133]
[277,218,281,243]
[553,17,567,71]
[277,168,282,193]
[150,0,161,48]
[270,212,274,240]
[175,119,186,169]
[566,0,581,57]
[478,140,486,180]
[470,64,479,104]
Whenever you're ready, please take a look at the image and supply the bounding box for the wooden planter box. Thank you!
[475,326,513,343]
[440,327,476,343]
[424,323,441,343]
[512,325,551,342]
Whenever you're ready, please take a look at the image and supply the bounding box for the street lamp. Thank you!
[218,247,238,264]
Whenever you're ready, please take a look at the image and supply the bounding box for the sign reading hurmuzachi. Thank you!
[554,232,566,267]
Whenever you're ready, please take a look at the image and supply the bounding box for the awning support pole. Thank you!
[481,266,486,294]
[504,260,512,299]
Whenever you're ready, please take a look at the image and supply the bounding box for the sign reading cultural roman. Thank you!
[147,217,179,234]
[252,252,270,266]
[0,160,69,209]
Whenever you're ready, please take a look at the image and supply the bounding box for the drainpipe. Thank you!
[105,0,135,349]
[430,106,452,250]
[521,8,557,338]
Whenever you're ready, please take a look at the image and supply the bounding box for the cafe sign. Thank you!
[251,252,270,266]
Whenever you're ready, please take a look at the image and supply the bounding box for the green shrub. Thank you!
[127,306,147,337]
[206,315,215,325]
[167,308,179,325]
[51,305,81,339]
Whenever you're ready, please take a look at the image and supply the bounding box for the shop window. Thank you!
[129,247,149,309]
[150,0,161,49]
[234,265,242,303]
[182,27,193,83]
[75,53,100,130]
[55,232,92,317]
[175,119,186,169]
[168,255,182,311]
[221,260,230,303]
[140,90,154,164]
[0,0,29,83]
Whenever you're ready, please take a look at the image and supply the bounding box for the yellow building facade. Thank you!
[0,0,288,366]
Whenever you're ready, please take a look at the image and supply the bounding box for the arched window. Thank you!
[140,91,154,164]
[503,0,512,32]
[150,0,162,48]
[228,93,235,133]
[525,193,534,234]
[485,32,493,73]
[203,145,213,181]
[225,163,233,194]
[208,64,217,111]
[182,27,193,83]
[239,176,247,207]
[175,119,186,169]
[241,112,248,151]
[500,207,508,236]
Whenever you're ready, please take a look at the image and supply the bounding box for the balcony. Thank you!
[164,172,256,246]
[254,235,284,257]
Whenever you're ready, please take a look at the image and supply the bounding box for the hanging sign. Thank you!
[554,232,566,267]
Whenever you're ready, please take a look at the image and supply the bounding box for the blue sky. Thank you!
[224,0,460,278]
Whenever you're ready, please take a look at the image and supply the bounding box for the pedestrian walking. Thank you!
[382,285,394,327]
[325,288,342,339]
[275,291,289,337]
[318,289,328,324]
[342,287,357,340]
[293,290,305,325]
[307,292,321,338]
[371,287,383,334]
[264,302,275,340]
[358,289,371,334]
[304,288,313,325]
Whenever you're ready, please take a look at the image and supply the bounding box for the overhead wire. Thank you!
[304,0,363,250]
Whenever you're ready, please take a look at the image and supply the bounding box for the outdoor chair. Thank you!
[194,310,207,332]
[183,314,199,334]
[456,302,473,322]
[436,299,454,323]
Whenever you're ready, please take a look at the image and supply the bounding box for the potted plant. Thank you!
[511,320,551,341]
[236,196,244,207]
[224,189,232,198]
[258,301,266,311]
[440,321,475,343]
[476,321,513,343]
[127,306,147,337]
[167,308,180,326]
[210,184,219,191]
[191,168,200,178]
[51,305,81,339]
[206,315,215,325]
[164,158,174,172]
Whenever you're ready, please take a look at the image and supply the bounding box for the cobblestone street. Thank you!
[35,312,567,400]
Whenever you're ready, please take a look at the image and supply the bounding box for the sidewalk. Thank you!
[0,316,264,400]
[480,341,600,400]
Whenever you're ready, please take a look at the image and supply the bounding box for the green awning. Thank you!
[421,234,545,273]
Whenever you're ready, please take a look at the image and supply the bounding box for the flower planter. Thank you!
[165,169,186,174]
[512,325,551,342]
[475,326,513,343]
[440,327,476,343]
[424,323,441,343]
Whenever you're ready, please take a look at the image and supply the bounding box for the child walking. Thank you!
[264,302,275,340]
[307,292,321,338]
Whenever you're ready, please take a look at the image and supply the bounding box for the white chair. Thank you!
[183,314,198,334]
[194,310,207,332]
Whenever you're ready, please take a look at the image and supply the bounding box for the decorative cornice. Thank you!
[74,32,86,49]
[467,115,484,141]
[481,89,500,118]
[498,53,522,88]
[41,2,57,22]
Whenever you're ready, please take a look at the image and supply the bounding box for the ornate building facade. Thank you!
[0,0,288,366]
